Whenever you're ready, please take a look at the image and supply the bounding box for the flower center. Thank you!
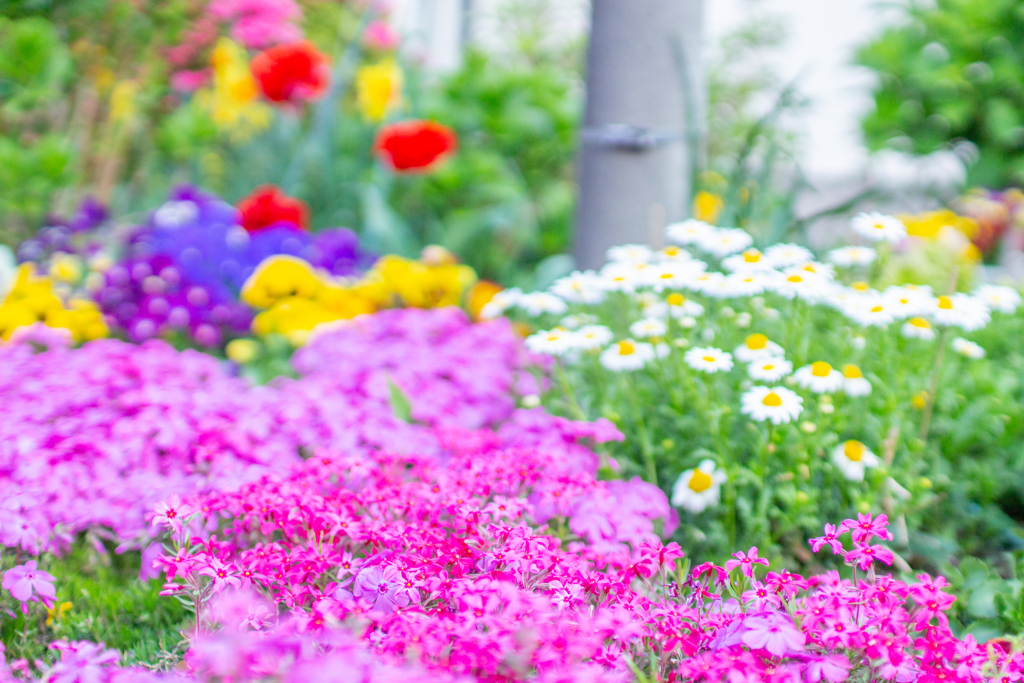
[842,364,863,379]
[688,469,713,493]
[762,392,783,407]
[743,249,762,263]
[937,295,953,310]
[746,333,768,350]
[843,440,865,462]
[763,364,775,371]
[664,246,681,256]
[811,361,832,377]
[618,341,636,356]
[909,317,931,328]
[787,275,803,283]
[667,293,685,306]
[852,281,869,291]
[870,305,883,313]
[702,355,716,363]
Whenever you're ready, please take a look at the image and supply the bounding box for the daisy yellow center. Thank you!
[702,355,716,363]
[852,282,869,292]
[546,333,561,342]
[842,364,862,379]
[743,250,762,263]
[688,469,713,493]
[843,440,865,462]
[802,264,817,273]
[899,298,910,305]
[746,333,768,350]
[787,275,804,283]
[937,295,953,310]
[762,392,783,407]
[660,272,674,279]
[870,305,884,313]
[618,341,636,356]
[743,276,756,283]
[664,246,681,256]
[909,317,931,328]
[667,293,685,306]
[811,361,832,377]
[763,363,775,370]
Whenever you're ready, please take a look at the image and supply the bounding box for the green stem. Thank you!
[555,359,587,421]
[918,326,950,443]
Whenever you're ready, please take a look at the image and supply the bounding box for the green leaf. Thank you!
[388,377,413,423]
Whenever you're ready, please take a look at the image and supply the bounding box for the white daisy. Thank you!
[734,333,784,362]
[884,285,932,318]
[671,460,727,513]
[722,249,776,273]
[844,295,896,327]
[795,261,836,280]
[748,357,793,382]
[684,346,734,373]
[515,292,568,317]
[827,246,877,267]
[952,337,985,359]
[666,219,717,246]
[832,440,880,481]
[657,245,694,262]
[902,317,936,340]
[841,364,872,396]
[764,243,815,269]
[606,244,654,263]
[550,271,606,304]
[769,269,830,301]
[698,228,754,258]
[973,284,1021,314]
[930,294,990,331]
[649,261,706,292]
[629,318,668,339]
[689,271,725,295]
[525,328,577,356]
[573,324,614,350]
[479,288,523,319]
[600,339,656,371]
[720,272,770,298]
[793,361,844,394]
[665,292,705,318]
[741,386,804,424]
[851,212,907,243]
[600,262,645,293]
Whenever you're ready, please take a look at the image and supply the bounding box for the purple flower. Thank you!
[845,542,895,571]
[352,564,416,613]
[3,560,56,611]
[739,612,806,657]
[809,523,845,554]
[840,512,894,544]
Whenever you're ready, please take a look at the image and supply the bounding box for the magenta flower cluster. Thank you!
[0,308,600,555]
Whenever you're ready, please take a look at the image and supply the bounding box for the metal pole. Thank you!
[573,0,704,270]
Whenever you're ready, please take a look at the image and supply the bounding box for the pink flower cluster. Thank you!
[0,308,580,555]
[150,489,1022,683]
[207,0,303,49]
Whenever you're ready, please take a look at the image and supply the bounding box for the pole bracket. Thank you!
[580,124,683,152]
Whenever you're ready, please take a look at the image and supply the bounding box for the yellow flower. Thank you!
[45,299,108,342]
[242,255,323,309]
[693,191,724,224]
[226,338,260,364]
[912,390,929,410]
[109,81,138,123]
[46,602,73,626]
[198,38,271,138]
[899,209,979,240]
[49,253,83,284]
[316,283,377,318]
[372,255,476,309]
[466,280,503,321]
[251,297,343,345]
[356,60,403,121]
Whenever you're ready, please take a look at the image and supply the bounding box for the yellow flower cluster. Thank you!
[240,250,477,346]
[0,265,108,342]
[196,38,271,139]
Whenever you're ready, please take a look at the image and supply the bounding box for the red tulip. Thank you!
[374,120,458,172]
[250,41,330,104]
[237,185,309,233]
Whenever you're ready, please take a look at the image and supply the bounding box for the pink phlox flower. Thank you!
[198,559,242,594]
[841,513,894,544]
[150,494,190,533]
[693,562,730,586]
[809,524,845,555]
[742,580,782,610]
[818,609,857,648]
[352,564,413,614]
[725,547,770,578]
[908,573,951,603]
[2,560,56,611]
[845,542,894,571]
[739,611,806,657]
[910,584,957,630]
[802,654,851,683]
[549,581,584,611]
[765,569,809,598]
